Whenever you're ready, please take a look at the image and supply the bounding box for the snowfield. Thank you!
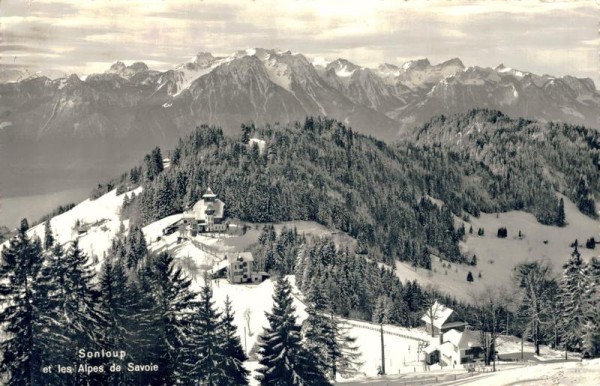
[454,359,600,386]
[11,189,142,270]
[395,195,600,303]
[203,275,442,384]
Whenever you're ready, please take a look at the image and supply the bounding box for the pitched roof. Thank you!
[202,187,217,198]
[443,329,482,350]
[443,321,467,329]
[227,252,254,264]
[420,301,454,329]
[459,329,481,349]
[439,342,456,358]
[443,329,463,347]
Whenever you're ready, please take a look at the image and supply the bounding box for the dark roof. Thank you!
[442,321,467,329]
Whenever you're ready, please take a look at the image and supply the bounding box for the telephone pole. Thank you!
[380,323,386,375]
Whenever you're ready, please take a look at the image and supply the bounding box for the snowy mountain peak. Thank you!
[326,58,360,77]
[129,62,149,72]
[378,63,400,75]
[107,61,149,79]
[493,64,530,79]
[109,61,126,71]
[402,58,431,71]
[192,52,216,66]
[441,58,465,69]
[234,47,275,60]
[65,73,83,86]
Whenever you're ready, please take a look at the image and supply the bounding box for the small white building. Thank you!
[422,303,483,366]
[226,253,270,284]
[426,329,482,366]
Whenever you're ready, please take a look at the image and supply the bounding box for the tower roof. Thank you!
[202,187,217,198]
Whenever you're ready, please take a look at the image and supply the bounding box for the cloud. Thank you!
[0,0,597,85]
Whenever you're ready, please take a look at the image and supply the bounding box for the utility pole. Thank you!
[380,323,386,375]
[520,335,524,362]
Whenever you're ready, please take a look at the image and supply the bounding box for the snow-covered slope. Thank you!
[24,188,142,262]
[173,52,232,95]
[395,195,600,303]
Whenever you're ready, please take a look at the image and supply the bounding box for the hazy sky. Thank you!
[1,0,599,84]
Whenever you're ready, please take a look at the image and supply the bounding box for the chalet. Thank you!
[421,302,483,366]
[226,252,269,284]
[421,301,467,337]
[424,329,483,366]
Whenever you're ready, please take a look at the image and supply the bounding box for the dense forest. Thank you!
[411,109,599,223]
[0,220,255,385]
[104,110,598,269]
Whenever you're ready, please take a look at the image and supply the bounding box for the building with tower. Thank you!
[162,187,228,235]
[184,188,227,233]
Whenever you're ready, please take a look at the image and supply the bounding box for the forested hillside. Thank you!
[100,112,600,269]
[411,109,600,224]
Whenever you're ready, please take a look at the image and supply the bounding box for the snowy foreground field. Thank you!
[204,276,595,386]
[340,359,600,386]
[190,274,594,386]
[9,189,597,385]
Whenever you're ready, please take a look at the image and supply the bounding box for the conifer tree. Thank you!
[556,198,566,227]
[61,239,104,384]
[34,242,75,384]
[328,317,362,379]
[97,255,130,384]
[125,262,164,386]
[219,296,250,385]
[125,224,148,268]
[559,254,589,353]
[303,278,335,376]
[467,271,474,282]
[241,123,251,144]
[144,252,198,385]
[145,146,164,181]
[515,261,555,356]
[304,281,361,380]
[43,219,54,250]
[574,176,597,218]
[293,245,308,290]
[582,258,600,357]
[191,282,225,385]
[256,276,331,386]
[0,219,46,386]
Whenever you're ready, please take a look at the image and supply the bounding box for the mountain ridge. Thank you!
[1,48,599,200]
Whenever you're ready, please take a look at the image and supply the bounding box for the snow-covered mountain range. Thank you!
[3,48,599,140]
[1,48,599,198]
